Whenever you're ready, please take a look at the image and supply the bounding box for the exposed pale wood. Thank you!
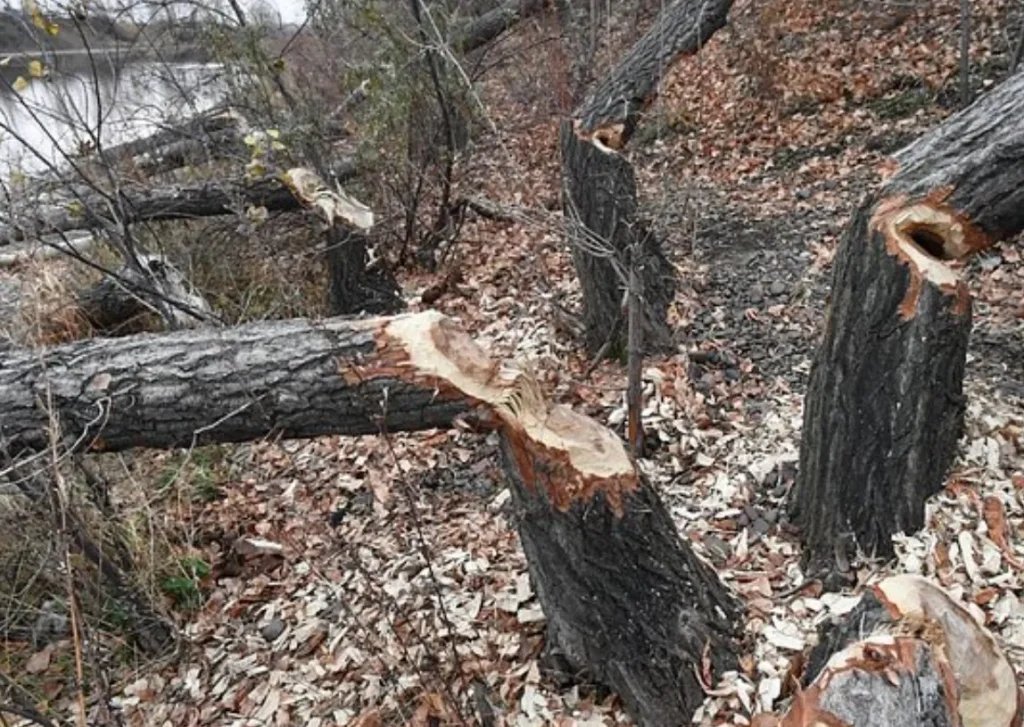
[562,0,732,356]
[777,576,1021,727]
[0,165,358,245]
[0,311,740,727]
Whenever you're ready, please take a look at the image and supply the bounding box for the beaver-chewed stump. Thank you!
[0,310,741,726]
[791,68,1024,575]
[769,575,1022,727]
[382,314,743,727]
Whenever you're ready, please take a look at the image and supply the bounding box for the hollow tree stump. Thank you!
[791,69,1024,574]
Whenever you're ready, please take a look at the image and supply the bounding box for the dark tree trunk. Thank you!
[0,314,470,456]
[0,311,741,727]
[501,438,739,727]
[560,121,674,355]
[561,0,732,356]
[791,69,1024,575]
[325,228,404,315]
[575,0,732,147]
[455,0,545,53]
[0,168,357,244]
[778,575,1020,727]
[76,253,215,335]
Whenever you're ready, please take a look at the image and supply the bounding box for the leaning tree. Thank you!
[560,0,733,356]
[790,68,1024,578]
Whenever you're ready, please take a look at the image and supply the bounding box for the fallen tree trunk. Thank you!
[76,253,215,335]
[455,0,545,53]
[0,165,358,244]
[0,310,741,726]
[790,69,1024,575]
[561,0,732,356]
[0,314,465,455]
[770,575,1020,727]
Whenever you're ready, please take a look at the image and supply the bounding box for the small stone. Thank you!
[751,518,772,537]
[261,618,286,642]
[704,535,731,566]
[749,284,765,303]
[725,368,741,382]
[795,188,811,200]
[769,281,786,296]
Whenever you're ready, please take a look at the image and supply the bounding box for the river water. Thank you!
[0,58,223,176]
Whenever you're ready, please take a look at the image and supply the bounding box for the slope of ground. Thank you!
[4,0,1023,725]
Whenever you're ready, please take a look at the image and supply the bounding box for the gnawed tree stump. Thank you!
[767,575,1021,727]
[378,314,742,727]
[560,120,674,355]
[0,311,740,726]
[791,69,1024,574]
[561,0,732,356]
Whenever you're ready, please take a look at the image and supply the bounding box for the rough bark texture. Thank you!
[560,120,674,355]
[0,311,741,727]
[791,69,1024,572]
[0,167,357,244]
[455,0,545,53]
[779,576,1020,727]
[502,439,739,727]
[77,253,214,334]
[0,315,469,456]
[325,228,404,315]
[575,0,733,147]
[561,0,732,357]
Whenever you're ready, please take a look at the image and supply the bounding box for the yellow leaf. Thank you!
[271,140,286,152]
[12,76,29,93]
[0,57,11,67]
[243,133,258,147]
[28,60,44,78]
[245,159,265,178]
[67,200,84,218]
[46,19,60,36]
[266,129,280,139]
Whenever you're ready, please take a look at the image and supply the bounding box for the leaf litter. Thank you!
[54,0,1024,724]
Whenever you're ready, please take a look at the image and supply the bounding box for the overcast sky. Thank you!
[260,0,304,24]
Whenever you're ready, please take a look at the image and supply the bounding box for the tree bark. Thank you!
[502,435,739,727]
[791,69,1024,574]
[0,314,469,455]
[0,311,741,727]
[575,0,733,148]
[561,0,732,357]
[455,0,545,53]
[325,227,404,315]
[774,576,1020,727]
[560,121,675,356]
[74,253,216,336]
[0,166,358,244]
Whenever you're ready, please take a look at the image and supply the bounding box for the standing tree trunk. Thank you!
[561,0,732,356]
[791,70,1024,577]
[0,311,740,727]
[325,228,404,315]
